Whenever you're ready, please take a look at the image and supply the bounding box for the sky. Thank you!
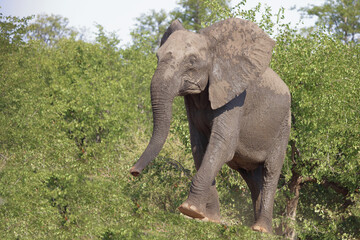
[1,0,325,45]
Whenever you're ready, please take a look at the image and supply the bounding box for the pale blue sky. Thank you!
[1,0,325,45]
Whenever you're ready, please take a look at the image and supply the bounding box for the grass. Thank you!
[0,129,275,239]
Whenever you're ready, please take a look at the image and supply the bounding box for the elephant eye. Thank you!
[189,55,197,65]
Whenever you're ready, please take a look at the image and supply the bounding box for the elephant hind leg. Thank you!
[238,165,264,222]
[238,163,278,233]
[238,158,281,233]
[251,126,290,233]
[250,152,284,233]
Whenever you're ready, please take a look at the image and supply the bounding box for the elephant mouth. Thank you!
[179,79,203,95]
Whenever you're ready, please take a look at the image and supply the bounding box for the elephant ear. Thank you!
[160,19,185,46]
[200,18,275,109]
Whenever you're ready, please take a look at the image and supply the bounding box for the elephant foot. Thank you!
[178,202,205,219]
[251,223,271,233]
[251,225,268,233]
[178,202,221,223]
[251,217,272,233]
[202,216,221,223]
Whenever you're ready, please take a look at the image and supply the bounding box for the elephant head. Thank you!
[130,18,275,176]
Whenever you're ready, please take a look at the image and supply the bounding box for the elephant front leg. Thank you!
[178,123,221,222]
[204,184,221,222]
[179,109,240,223]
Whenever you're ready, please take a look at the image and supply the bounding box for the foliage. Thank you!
[26,14,78,46]
[131,9,169,51]
[170,0,231,32]
[0,11,31,52]
[201,0,287,37]
[273,28,360,239]
[299,0,360,43]
[130,0,231,51]
[274,31,360,189]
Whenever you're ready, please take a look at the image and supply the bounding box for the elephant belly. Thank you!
[227,152,264,171]
[228,126,278,171]
[230,90,290,171]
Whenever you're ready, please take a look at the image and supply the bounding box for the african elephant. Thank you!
[130,18,291,233]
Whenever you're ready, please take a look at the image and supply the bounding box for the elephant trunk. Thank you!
[130,74,176,176]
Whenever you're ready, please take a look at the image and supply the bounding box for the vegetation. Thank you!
[299,0,360,43]
[0,0,359,239]
[273,28,360,240]
[25,14,78,46]
[170,0,231,32]
[131,9,169,51]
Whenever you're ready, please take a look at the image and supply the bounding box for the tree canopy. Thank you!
[131,0,231,50]
[170,0,231,32]
[300,0,360,43]
[26,14,78,46]
[131,9,169,51]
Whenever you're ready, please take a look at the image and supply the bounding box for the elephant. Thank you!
[130,18,291,233]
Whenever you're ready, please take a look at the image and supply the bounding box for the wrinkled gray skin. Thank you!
[130,18,291,233]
